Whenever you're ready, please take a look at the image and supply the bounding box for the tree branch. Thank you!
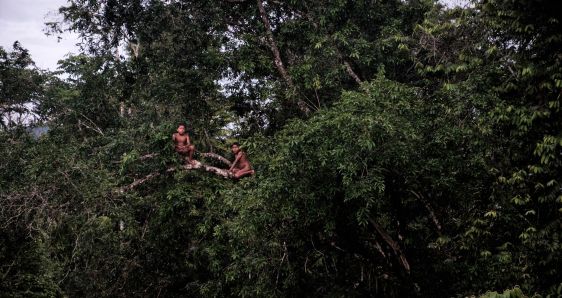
[409,190,442,233]
[343,60,362,84]
[257,0,293,88]
[182,160,233,178]
[116,157,236,194]
[200,152,232,167]
[139,153,160,161]
[136,152,232,167]
[369,218,410,274]
[116,169,173,194]
[256,0,309,114]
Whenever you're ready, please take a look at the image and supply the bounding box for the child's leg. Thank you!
[188,145,196,164]
[234,167,254,179]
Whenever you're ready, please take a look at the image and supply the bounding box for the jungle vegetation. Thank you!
[1,0,561,296]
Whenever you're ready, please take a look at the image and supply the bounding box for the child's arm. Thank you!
[229,153,241,171]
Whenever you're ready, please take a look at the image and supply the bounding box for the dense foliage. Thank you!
[1,0,560,297]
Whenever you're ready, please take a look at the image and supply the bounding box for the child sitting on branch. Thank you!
[229,142,255,179]
[172,122,196,165]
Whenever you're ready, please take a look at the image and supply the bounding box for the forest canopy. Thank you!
[1,0,561,297]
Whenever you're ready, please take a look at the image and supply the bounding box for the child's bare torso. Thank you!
[235,152,252,169]
[173,133,190,152]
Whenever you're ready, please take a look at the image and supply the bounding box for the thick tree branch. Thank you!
[137,152,231,167]
[369,218,410,274]
[182,160,233,178]
[116,154,237,193]
[200,152,232,167]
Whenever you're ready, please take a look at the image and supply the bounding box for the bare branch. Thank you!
[409,190,442,233]
[372,238,386,258]
[117,171,164,194]
[116,156,238,193]
[134,152,231,167]
[63,107,104,136]
[139,153,160,161]
[343,60,362,84]
[200,152,232,167]
[182,160,233,178]
[369,218,410,274]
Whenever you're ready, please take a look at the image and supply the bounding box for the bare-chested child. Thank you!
[229,142,255,179]
[172,122,196,164]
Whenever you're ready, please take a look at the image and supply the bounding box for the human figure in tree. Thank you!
[172,122,196,165]
[229,142,255,179]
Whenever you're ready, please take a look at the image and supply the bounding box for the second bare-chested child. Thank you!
[172,122,196,164]
[229,142,255,179]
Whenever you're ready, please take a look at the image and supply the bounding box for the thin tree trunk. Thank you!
[256,0,309,114]
[257,0,293,88]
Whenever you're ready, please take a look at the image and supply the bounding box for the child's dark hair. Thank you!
[178,122,187,128]
[231,142,240,147]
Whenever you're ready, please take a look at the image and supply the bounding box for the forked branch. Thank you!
[116,153,236,194]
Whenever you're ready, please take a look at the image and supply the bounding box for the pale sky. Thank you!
[0,0,80,71]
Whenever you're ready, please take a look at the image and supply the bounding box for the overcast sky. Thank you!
[0,0,80,71]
